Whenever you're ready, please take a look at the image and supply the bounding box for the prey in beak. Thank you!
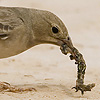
[58,36,95,95]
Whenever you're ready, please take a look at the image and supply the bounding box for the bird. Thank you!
[0,6,73,59]
[0,6,95,94]
[0,6,73,92]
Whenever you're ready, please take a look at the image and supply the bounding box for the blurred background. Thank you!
[0,0,100,100]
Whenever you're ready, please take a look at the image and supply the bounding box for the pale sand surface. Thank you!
[0,0,100,100]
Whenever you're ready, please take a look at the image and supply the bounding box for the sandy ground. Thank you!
[0,0,100,100]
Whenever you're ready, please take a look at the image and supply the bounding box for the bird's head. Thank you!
[31,10,73,51]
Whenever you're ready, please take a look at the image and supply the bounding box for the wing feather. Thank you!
[0,7,24,40]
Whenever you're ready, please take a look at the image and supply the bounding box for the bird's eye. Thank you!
[52,27,59,33]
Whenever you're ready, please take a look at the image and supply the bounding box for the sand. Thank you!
[0,0,100,100]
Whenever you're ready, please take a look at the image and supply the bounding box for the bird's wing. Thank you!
[0,7,24,40]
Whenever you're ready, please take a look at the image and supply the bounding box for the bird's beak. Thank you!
[62,38,73,49]
[57,37,74,55]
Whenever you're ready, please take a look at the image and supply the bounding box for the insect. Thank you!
[60,44,95,95]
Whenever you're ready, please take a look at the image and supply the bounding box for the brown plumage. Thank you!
[0,6,73,58]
